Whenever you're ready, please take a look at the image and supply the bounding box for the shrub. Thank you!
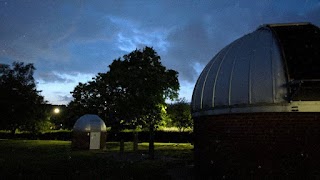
[0,130,193,143]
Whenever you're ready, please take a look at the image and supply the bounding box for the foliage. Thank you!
[69,47,180,131]
[68,47,180,159]
[166,98,193,132]
[158,104,172,128]
[0,62,47,134]
[107,47,179,128]
[0,130,193,143]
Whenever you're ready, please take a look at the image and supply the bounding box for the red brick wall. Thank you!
[194,112,320,178]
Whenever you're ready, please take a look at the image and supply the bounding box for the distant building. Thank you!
[192,23,320,178]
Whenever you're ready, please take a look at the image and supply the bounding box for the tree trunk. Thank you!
[149,124,155,159]
[10,127,16,137]
[120,139,124,154]
[119,130,124,154]
[133,131,138,152]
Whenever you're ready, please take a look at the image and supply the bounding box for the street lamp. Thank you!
[52,107,62,129]
[54,108,60,114]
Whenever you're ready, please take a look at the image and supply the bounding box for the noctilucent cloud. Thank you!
[1,0,320,105]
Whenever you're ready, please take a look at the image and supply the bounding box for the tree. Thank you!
[69,46,180,158]
[108,47,179,158]
[0,62,47,134]
[70,47,179,129]
[20,103,52,133]
[167,98,193,132]
[108,47,179,124]
[68,72,118,129]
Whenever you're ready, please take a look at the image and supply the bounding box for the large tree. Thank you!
[108,47,179,126]
[108,47,180,158]
[69,47,180,157]
[167,98,193,132]
[69,47,179,129]
[68,72,118,128]
[0,62,46,134]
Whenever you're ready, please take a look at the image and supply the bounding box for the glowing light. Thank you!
[54,108,60,114]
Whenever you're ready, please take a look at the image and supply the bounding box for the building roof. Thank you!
[192,23,320,117]
[73,114,107,132]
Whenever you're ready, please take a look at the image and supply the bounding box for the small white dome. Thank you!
[73,114,107,132]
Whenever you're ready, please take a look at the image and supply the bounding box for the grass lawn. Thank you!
[0,140,194,179]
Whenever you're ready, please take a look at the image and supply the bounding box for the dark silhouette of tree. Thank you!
[167,98,193,132]
[108,47,179,158]
[69,47,180,158]
[108,47,179,125]
[0,62,46,134]
[68,73,117,128]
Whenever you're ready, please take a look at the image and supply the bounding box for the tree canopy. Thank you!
[0,62,46,134]
[108,47,179,129]
[69,47,180,130]
[166,98,193,132]
[69,47,180,158]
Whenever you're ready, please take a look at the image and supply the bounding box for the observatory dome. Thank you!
[73,114,107,132]
[192,23,320,116]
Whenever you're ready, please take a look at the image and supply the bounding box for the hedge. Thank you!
[0,131,193,143]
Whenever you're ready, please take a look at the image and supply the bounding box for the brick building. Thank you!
[191,23,320,178]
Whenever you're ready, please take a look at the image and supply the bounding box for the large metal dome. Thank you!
[192,23,320,116]
[73,114,107,132]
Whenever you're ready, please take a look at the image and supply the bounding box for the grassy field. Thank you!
[0,140,194,179]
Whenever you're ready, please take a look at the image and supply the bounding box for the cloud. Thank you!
[37,72,95,104]
[1,0,320,104]
[36,72,75,83]
[160,0,320,83]
[57,95,74,105]
[0,1,121,74]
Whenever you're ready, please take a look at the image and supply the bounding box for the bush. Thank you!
[0,131,71,140]
[0,130,193,143]
[92,131,193,143]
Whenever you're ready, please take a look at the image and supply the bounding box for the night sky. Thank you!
[1,0,319,105]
